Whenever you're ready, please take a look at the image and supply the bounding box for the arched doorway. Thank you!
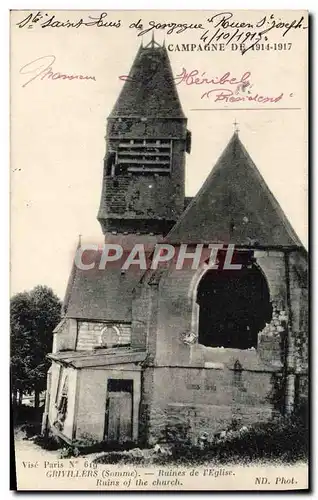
[197,263,272,349]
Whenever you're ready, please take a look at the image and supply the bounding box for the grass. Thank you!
[26,402,308,466]
[94,404,308,466]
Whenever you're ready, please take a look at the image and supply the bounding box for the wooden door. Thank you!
[105,379,133,444]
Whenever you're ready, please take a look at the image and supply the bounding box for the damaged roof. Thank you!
[166,133,303,248]
[63,248,145,322]
[109,43,185,119]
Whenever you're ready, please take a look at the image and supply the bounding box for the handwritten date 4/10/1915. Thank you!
[201,13,307,54]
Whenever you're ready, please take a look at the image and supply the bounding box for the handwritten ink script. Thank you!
[174,68,286,102]
[15,11,307,55]
[199,12,306,53]
[19,55,96,87]
[16,11,121,29]
[119,68,288,104]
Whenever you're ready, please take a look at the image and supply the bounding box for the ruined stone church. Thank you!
[42,39,308,447]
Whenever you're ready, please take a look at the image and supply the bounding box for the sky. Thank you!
[10,10,308,299]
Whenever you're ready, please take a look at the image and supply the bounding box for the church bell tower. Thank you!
[98,38,191,236]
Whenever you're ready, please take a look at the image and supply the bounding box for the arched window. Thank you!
[196,262,272,349]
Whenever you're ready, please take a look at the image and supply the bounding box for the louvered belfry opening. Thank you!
[111,138,172,176]
[197,259,272,350]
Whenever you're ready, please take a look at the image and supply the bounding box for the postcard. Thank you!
[10,9,308,491]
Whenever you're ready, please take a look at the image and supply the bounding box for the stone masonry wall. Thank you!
[145,366,274,445]
[77,321,131,351]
